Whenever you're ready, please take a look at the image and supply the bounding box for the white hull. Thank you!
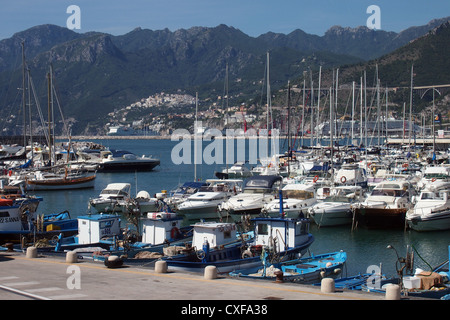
[309,201,353,227]
[407,211,450,231]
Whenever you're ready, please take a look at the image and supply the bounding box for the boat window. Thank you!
[296,221,309,235]
[243,189,266,194]
[100,220,114,228]
[257,223,269,235]
[421,192,444,200]
[371,189,404,197]
[223,230,231,239]
[284,190,314,200]
[246,180,270,188]
[0,211,10,218]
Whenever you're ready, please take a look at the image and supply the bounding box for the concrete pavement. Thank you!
[0,249,390,303]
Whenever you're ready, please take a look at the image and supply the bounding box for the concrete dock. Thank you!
[0,249,404,303]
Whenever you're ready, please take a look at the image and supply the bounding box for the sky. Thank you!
[0,0,449,40]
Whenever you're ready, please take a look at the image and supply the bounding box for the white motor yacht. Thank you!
[89,183,131,213]
[218,175,282,224]
[406,182,450,231]
[261,183,317,218]
[309,186,364,227]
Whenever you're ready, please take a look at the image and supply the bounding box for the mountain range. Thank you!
[0,16,449,135]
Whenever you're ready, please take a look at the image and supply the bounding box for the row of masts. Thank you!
[279,61,424,152]
[20,42,69,167]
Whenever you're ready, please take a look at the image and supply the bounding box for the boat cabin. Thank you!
[253,217,310,253]
[191,222,238,250]
[243,175,282,194]
[98,183,131,199]
[141,212,184,245]
[77,214,121,244]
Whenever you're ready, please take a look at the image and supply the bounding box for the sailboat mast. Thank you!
[409,64,414,149]
[316,66,322,146]
[47,66,54,166]
[352,81,355,143]
[360,77,363,143]
[194,92,198,181]
[301,79,305,147]
[22,42,27,148]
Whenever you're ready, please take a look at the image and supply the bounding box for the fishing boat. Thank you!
[161,216,314,274]
[360,245,450,299]
[218,175,282,224]
[261,183,317,219]
[351,179,414,229]
[97,149,160,172]
[406,183,450,231]
[0,199,77,243]
[43,211,193,264]
[229,251,346,283]
[309,186,364,227]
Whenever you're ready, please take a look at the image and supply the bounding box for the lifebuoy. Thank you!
[170,227,180,239]
[431,178,437,182]
[313,175,319,183]
[340,176,347,183]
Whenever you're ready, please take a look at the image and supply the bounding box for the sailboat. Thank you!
[25,66,96,191]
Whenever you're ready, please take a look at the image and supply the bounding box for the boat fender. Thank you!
[170,227,180,239]
[333,268,342,275]
[242,250,253,259]
[340,176,347,183]
[313,175,319,183]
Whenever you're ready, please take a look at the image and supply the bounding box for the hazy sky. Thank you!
[1,0,449,40]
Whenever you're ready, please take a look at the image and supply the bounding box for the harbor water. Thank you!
[35,138,449,279]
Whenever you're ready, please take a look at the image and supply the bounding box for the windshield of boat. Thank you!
[101,189,128,196]
[371,189,406,197]
[420,192,445,200]
[323,196,351,203]
[424,173,449,179]
[244,188,270,194]
[283,190,314,200]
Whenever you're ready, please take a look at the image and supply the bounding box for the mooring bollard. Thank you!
[385,284,401,300]
[26,246,37,259]
[155,260,168,273]
[204,265,217,280]
[66,251,78,263]
[321,278,335,293]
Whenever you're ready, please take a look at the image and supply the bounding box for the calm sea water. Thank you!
[36,138,449,278]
